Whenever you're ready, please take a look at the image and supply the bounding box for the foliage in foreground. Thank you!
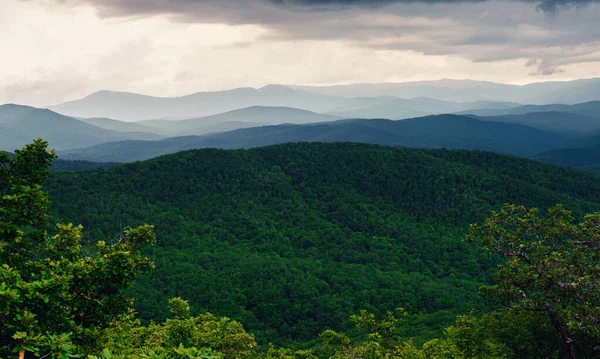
[0,140,155,358]
[468,204,600,359]
[91,298,258,359]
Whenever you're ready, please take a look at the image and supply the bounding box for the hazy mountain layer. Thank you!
[459,101,600,118]
[534,148,600,172]
[138,106,342,136]
[476,111,600,133]
[0,104,163,151]
[48,78,600,122]
[59,115,569,162]
[330,97,520,119]
[50,86,344,122]
[530,131,600,172]
[295,78,600,104]
[79,117,163,134]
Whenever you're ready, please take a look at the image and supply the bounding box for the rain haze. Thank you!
[1,0,599,107]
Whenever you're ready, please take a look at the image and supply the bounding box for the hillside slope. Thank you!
[46,143,600,345]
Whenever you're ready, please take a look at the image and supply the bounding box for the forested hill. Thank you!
[46,143,600,346]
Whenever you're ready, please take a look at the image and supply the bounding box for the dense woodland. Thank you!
[47,142,600,351]
[2,140,600,358]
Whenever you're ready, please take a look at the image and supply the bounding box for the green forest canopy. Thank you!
[44,142,600,347]
[2,140,599,358]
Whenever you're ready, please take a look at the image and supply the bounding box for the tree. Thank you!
[0,140,156,358]
[320,309,509,359]
[97,298,259,359]
[467,204,600,359]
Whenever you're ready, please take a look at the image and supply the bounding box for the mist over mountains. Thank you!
[137,106,342,136]
[458,101,600,118]
[0,104,163,151]
[48,78,600,122]
[59,115,571,163]
[3,77,600,172]
[293,78,600,104]
[50,85,341,122]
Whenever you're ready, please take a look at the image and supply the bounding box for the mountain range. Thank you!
[137,106,341,136]
[48,78,600,122]
[50,85,342,122]
[293,77,600,104]
[328,97,521,120]
[458,101,600,118]
[476,111,600,134]
[533,132,600,171]
[3,78,600,172]
[0,104,163,151]
[59,115,571,163]
[6,77,600,351]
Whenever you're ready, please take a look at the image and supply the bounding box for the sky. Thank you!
[1,0,599,107]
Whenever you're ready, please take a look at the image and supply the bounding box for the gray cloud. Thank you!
[526,58,564,75]
[33,0,600,16]
[274,0,598,13]
[1,69,94,106]
[24,0,600,76]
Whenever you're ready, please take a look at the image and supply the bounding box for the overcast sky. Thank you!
[1,0,599,106]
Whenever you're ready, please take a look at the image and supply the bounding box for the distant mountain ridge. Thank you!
[59,115,569,163]
[460,101,600,118]
[48,78,600,122]
[294,77,600,104]
[6,93,600,171]
[78,117,162,134]
[533,131,600,172]
[534,148,600,172]
[0,104,163,151]
[138,106,342,136]
[50,86,344,122]
[475,111,600,133]
[330,97,521,120]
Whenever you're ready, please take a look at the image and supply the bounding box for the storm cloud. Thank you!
[4,0,599,105]
[31,0,599,74]
[30,0,600,18]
